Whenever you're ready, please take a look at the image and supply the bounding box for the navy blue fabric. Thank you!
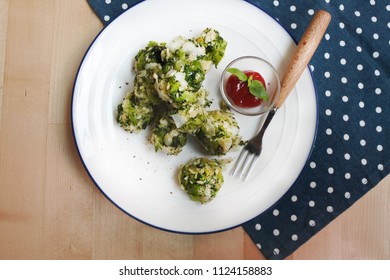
[87,0,140,24]
[87,0,389,259]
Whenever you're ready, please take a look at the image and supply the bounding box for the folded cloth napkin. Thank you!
[87,0,389,259]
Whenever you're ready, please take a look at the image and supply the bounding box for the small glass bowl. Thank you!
[220,56,281,116]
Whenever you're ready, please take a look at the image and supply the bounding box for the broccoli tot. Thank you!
[153,32,224,108]
[178,157,225,204]
[134,41,165,72]
[150,114,187,155]
[154,71,211,108]
[117,91,154,133]
[154,60,207,107]
[195,109,243,155]
[133,64,162,105]
[169,103,208,135]
[183,60,206,92]
[195,28,227,67]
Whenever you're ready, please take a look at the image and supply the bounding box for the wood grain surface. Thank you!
[0,0,388,260]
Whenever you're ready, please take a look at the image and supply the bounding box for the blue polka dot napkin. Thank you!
[86,0,389,259]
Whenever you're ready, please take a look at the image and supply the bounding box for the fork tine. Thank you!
[231,148,248,176]
[243,154,259,181]
[239,152,255,179]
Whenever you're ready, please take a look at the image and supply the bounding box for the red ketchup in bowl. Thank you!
[225,71,266,108]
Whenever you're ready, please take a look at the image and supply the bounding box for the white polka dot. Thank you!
[343,134,350,140]
[359,101,365,108]
[327,148,333,154]
[103,15,110,21]
[309,220,316,227]
[325,33,330,40]
[273,229,280,236]
[291,214,297,221]
[327,206,334,213]
[370,0,376,5]
[360,139,366,146]
[376,107,382,113]
[341,77,348,83]
[358,82,364,89]
[371,16,377,22]
[325,90,331,97]
[255,224,261,230]
[273,1,279,6]
[257,243,262,249]
[339,40,346,47]
[310,65,315,72]
[291,195,298,202]
[362,178,368,185]
[273,209,279,216]
[324,52,330,59]
[373,33,379,40]
[387,5,390,11]
[378,164,384,171]
[309,201,315,207]
[310,162,316,168]
[105,0,111,4]
[374,69,380,76]
[357,46,362,52]
[342,96,348,102]
[326,128,332,135]
[291,23,297,29]
[328,187,334,193]
[376,126,382,133]
[355,11,361,17]
[290,5,296,12]
[356,27,363,34]
[344,153,351,160]
[375,88,381,94]
[345,192,351,199]
[339,4,345,11]
[361,158,368,165]
[343,115,349,121]
[339,22,345,29]
[325,109,332,116]
[359,120,365,127]
[345,173,351,179]
[273,248,280,255]
[324,72,331,78]
[328,167,334,174]
[122,3,129,10]
[357,64,363,71]
[292,234,298,241]
[377,145,383,152]
[308,9,315,15]
[340,58,347,65]
[373,51,380,58]
[310,182,317,188]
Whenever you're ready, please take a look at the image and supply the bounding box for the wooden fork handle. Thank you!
[275,10,331,109]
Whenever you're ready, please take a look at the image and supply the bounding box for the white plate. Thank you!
[72,0,317,233]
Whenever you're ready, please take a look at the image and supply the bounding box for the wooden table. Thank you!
[0,0,388,260]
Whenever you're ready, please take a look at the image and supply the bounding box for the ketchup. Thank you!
[225,71,266,108]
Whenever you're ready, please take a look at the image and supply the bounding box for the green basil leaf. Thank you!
[248,79,269,101]
[247,74,253,85]
[227,68,247,82]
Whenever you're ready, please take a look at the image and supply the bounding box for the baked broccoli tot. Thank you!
[150,114,187,155]
[178,157,226,204]
[195,108,243,155]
